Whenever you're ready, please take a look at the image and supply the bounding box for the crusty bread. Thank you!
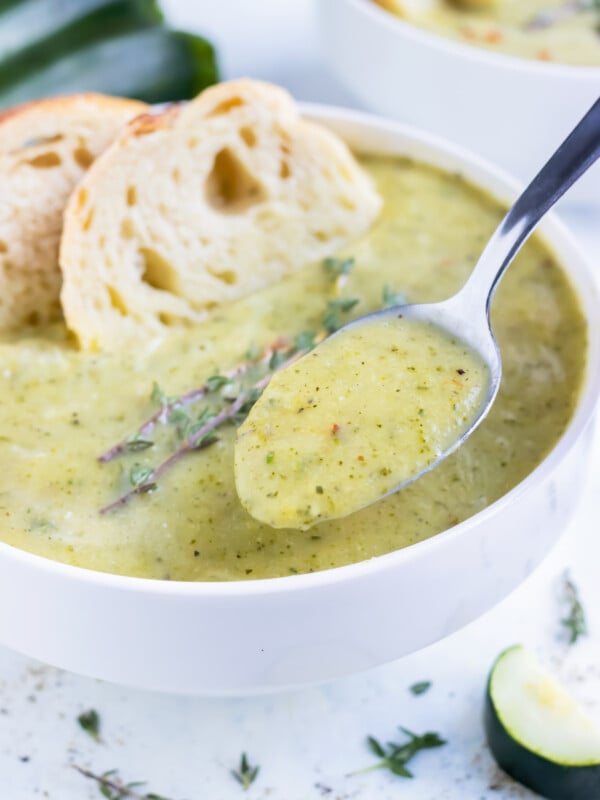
[0,94,147,327]
[59,79,382,350]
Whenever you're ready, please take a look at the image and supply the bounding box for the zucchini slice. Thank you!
[485,645,600,800]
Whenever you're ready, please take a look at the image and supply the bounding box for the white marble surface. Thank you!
[1,1,599,797]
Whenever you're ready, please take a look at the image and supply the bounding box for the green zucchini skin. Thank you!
[0,0,162,71]
[485,682,600,800]
[0,27,219,109]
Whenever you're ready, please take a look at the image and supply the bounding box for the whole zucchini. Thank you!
[0,0,162,67]
[0,27,218,108]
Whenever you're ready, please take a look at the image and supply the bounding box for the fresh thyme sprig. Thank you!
[97,343,287,464]
[73,766,173,800]
[350,727,446,779]
[561,572,588,644]
[231,753,260,790]
[77,709,101,742]
[98,256,367,513]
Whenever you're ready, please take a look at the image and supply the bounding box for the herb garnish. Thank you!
[97,256,408,514]
[382,285,407,308]
[351,726,446,778]
[323,297,360,333]
[561,572,588,644]
[73,766,173,799]
[230,752,260,790]
[77,709,101,742]
[129,464,155,491]
[409,680,432,696]
[323,256,355,280]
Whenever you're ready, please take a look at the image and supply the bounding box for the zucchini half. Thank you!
[485,645,600,800]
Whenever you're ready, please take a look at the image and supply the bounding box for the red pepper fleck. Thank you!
[358,455,365,462]
[331,423,340,435]
[484,30,503,44]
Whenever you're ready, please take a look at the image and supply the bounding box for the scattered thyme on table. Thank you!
[409,680,432,696]
[350,726,446,779]
[230,752,260,790]
[561,572,588,644]
[77,708,101,742]
[73,766,174,800]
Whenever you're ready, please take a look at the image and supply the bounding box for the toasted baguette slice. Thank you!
[59,79,382,350]
[0,93,147,328]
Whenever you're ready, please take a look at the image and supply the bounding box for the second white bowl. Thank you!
[319,0,600,208]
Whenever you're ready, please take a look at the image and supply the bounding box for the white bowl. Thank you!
[0,105,598,696]
[319,0,600,208]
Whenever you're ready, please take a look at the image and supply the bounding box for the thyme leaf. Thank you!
[323,297,360,333]
[409,680,432,696]
[351,727,446,778]
[269,350,289,370]
[561,572,588,644]
[206,374,231,392]
[123,438,154,453]
[77,709,100,742]
[323,256,355,279]
[129,464,154,489]
[382,285,407,308]
[150,382,171,407]
[294,330,317,351]
[231,752,259,790]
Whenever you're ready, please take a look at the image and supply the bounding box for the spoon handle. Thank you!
[462,97,600,314]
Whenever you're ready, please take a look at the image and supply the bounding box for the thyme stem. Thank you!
[99,350,304,515]
[98,339,290,463]
[73,765,169,800]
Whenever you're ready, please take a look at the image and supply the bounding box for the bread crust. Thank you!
[0,93,146,328]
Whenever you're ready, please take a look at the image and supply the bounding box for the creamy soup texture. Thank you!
[235,317,490,529]
[0,156,586,580]
[374,0,600,66]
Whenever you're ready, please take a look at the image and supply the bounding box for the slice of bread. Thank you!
[0,93,147,328]
[59,79,382,350]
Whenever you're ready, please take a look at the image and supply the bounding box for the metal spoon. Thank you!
[354,96,600,492]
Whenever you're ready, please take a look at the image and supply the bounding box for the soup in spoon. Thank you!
[235,315,490,529]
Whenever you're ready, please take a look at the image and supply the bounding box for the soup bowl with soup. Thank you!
[319,0,600,207]
[0,105,597,695]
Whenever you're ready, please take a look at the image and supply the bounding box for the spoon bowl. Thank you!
[338,291,502,499]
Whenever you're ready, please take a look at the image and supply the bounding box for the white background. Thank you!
[1,2,599,798]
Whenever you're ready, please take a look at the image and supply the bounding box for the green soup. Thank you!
[0,156,586,580]
[235,316,490,529]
